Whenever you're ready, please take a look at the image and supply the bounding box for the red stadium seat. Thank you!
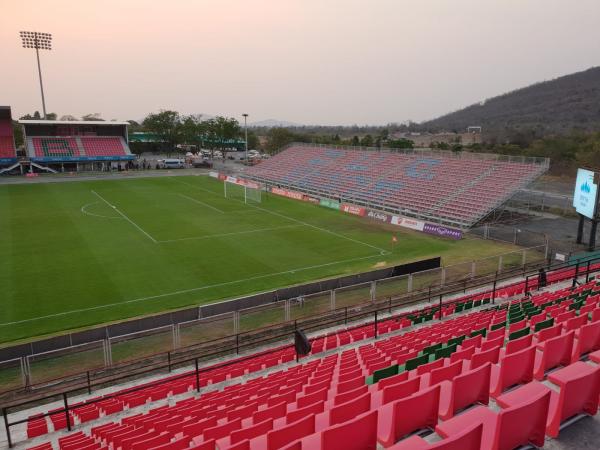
[497,363,600,437]
[468,346,500,370]
[439,362,491,420]
[490,346,536,398]
[436,387,550,450]
[375,376,422,408]
[285,401,325,424]
[323,391,371,427]
[502,334,533,355]
[534,330,574,380]
[387,423,483,450]
[266,414,316,450]
[427,360,463,387]
[377,385,440,447]
[571,320,600,361]
[298,410,378,450]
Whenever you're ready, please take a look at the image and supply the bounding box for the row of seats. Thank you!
[245,146,546,226]
[28,136,131,159]
[25,276,600,450]
[23,261,597,442]
[0,118,16,160]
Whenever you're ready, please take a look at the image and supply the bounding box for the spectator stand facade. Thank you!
[244,143,549,229]
[19,120,135,173]
[0,106,18,171]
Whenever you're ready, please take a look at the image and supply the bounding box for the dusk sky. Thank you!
[2,0,599,125]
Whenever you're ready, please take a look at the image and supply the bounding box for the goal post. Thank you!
[224,178,262,204]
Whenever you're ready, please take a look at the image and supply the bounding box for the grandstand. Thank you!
[7,263,600,450]
[244,144,549,229]
[0,106,18,166]
[19,119,135,172]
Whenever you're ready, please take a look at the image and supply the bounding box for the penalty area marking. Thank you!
[91,190,158,243]
[81,202,121,219]
[0,253,385,327]
[174,177,391,256]
[178,194,225,214]
[157,224,304,243]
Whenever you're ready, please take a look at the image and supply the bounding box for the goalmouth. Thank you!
[224,177,263,204]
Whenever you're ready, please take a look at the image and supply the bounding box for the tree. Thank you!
[265,128,299,153]
[20,111,56,120]
[180,114,204,149]
[388,138,414,149]
[82,113,104,121]
[246,130,260,151]
[212,116,241,158]
[142,110,183,155]
[60,115,78,121]
[351,136,360,146]
[360,134,373,147]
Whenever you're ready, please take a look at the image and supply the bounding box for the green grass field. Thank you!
[0,175,516,344]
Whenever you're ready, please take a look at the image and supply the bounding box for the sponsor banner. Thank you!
[423,223,463,240]
[271,187,304,201]
[209,171,219,178]
[390,215,425,232]
[366,209,390,223]
[341,204,366,217]
[226,175,238,184]
[218,174,227,181]
[320,199,340,210]
[304,196,320,204]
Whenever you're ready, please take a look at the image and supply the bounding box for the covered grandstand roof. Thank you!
[18,119,130,126]
[0,106,12,119]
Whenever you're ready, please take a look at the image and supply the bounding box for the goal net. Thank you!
[224,179,262,204]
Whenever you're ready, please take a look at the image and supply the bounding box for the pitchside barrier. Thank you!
[3,256,599,448]
[0,245,549,396]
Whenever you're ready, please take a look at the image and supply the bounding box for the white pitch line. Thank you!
[178,193,225,213]
[158,224,303,243]
[91,190,158,243]
[172,178,222,196]
[0,253,384,327]
[80,202,121,219]
[250,205,389,255]
[174,177,390,255]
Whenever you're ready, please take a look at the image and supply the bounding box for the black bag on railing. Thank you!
[294,330,311,356]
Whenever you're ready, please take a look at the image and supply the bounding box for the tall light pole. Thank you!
[20,31,52,119]
[242,113,249,164]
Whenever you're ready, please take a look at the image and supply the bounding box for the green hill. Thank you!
[421,67,600,140]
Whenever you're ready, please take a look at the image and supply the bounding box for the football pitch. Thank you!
[0,175,516,344]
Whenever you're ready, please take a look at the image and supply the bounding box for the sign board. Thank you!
[422,223,463,240]
[573,168,598,219]
[366,209,390,223]
[320,199,340,210]
[390,215,425,232]
[271,187,304,201]
[340,204,367,216]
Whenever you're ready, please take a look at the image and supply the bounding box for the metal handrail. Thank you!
[2,256,598,447]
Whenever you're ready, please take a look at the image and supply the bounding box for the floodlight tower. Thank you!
[19,31,52,119]
[242,113,249,163]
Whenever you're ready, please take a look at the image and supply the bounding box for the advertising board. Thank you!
[340,204,367,216]
[390,215,425,231]
[320,199,340,210]
[573,168,598,219]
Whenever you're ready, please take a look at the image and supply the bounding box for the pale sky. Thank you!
[1,0,599,125]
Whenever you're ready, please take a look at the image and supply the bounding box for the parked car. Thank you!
[192,159,213,168]
[161,159,185,169]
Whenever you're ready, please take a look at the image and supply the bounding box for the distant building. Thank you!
[391,127,482,147]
